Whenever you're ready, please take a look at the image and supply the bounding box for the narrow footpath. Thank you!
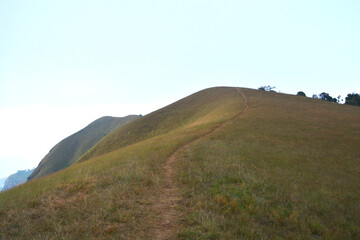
[150,88,248,240]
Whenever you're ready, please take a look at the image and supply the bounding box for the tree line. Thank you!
[258,86,360,106]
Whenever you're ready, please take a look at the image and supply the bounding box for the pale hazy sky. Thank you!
[0,0,359,178]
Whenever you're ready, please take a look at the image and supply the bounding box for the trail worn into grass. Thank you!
[150,88,248,240]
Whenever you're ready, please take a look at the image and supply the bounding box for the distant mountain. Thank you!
[28,115,139,181]
[2,169,34,191]
[0,177,6,190]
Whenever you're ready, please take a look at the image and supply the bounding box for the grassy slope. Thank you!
[176,89,360,239]
[0,87,242,239]
[28,115,139,180]
[77,87,239,163]
[0,87,359,239]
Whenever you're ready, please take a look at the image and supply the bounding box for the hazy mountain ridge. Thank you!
[28,115,140,181]
[0,177,6,191]
[2,169,34,191]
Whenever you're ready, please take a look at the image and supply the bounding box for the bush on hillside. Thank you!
[345,93,360,106]
[258,86,276,92]
[312,92,338,103]
[319,92,338,103]
[297,91,306,97]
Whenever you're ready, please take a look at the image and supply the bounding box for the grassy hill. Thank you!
[28,115,139,181]
[0,87,359,239]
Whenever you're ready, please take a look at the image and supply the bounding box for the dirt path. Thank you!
[150,88,248,240]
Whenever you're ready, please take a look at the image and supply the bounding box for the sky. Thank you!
[0,0,359,178]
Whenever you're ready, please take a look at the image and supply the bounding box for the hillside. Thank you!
[0,87,359,239]
[77,87,241,163]
[2,169,34,191]
[28,115,139,181]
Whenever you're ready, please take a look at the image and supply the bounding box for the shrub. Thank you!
[258,86,276,92]
[297,91,306,97]
[345,93,360,106]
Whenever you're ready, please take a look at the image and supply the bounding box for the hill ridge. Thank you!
[28,115,139,180]
[76,87,241,163]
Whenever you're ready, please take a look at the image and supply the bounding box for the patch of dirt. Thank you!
[149,88,248,240]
